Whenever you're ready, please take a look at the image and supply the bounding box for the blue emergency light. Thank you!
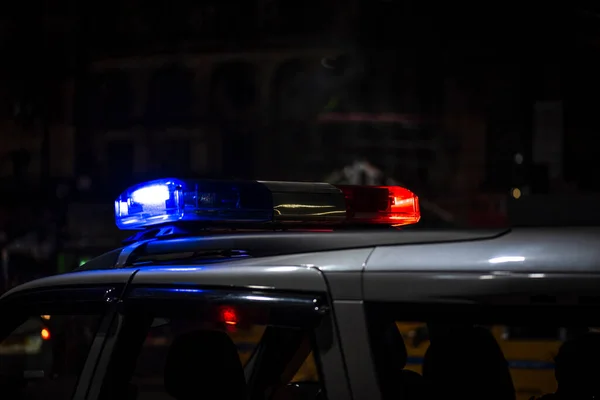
[114,178,421,230]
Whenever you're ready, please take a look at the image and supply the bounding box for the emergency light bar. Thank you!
[114,178,420,230]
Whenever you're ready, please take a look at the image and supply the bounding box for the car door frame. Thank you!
[85,264,353,400]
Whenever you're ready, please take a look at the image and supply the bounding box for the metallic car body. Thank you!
[5,227,600,300]
[2,227,600,400]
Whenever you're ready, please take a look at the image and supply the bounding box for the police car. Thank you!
[0,178,599,400]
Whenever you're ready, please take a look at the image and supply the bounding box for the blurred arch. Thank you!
[146,64,195,126]
[208,60,257,123]
[270,59,314,123]
[89,70,132,129]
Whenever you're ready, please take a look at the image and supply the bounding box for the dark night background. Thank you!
[0,0,598,286]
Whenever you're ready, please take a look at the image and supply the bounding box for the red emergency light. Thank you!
[336,185,420,226]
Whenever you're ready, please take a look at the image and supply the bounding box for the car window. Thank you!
[100,303,326,400]
[130,321,322,399]
[130,319,267,395]
[292,352,320,382]
[504,327,562,341]
[0,314,102,400]
[367,305,600,400]
[503,327,590,341]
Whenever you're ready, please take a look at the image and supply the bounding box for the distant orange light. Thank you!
[41,328,51,340]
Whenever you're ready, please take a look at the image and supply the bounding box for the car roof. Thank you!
[366,226,600,273]
[3,227,600,301]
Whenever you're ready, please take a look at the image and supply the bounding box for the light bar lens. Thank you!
[114,179,420,230]
[115,178,274,229]
[335,185,420,226]
[115,178,347,230]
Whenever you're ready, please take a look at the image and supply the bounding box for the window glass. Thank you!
[292,352,320,382]
[505,327,561,341]
[132,318,266,390]
[504,327,590,341]
[0,314,102,399]
[368,307,600,400]
[106,308,325,400]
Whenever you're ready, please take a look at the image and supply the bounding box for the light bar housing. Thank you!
[114,178,420,230]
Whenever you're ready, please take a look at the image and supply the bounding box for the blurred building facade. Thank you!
[0,0,597,239]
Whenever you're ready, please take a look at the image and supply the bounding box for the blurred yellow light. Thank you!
[41,328,51,340]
